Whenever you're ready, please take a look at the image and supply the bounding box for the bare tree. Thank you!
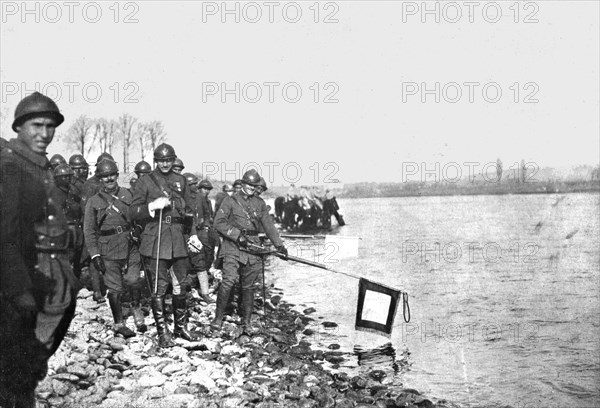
[117,114,138,173]
[62,115,95,157]
[93,118,119,156]
[138,120,167,160]
[496,158,503,183]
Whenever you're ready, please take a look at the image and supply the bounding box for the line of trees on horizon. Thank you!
[59,114,167,173]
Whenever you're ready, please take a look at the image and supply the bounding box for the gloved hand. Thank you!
[187,235,203,253]
[276,245,288,258]
[130,224,143,243]
[237,234,248,248]
[148,197,171,212]
[92,255,106,274]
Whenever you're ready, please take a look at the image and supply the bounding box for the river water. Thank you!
[265,193,600,408]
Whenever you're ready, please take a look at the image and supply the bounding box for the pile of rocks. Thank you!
[35,289,459,408]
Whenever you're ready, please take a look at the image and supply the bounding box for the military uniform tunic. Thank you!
[0,138,78,403]
[83,187,142,292]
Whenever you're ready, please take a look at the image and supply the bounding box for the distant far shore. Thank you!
[259,180,600,200]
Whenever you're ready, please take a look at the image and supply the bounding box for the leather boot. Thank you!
[241,288,259,335]
[108,292,135,338]
[90,264,105,303]
[210,285,232,331]
[172,295,201,341]
[131,288,147,333]
[151,296,175,348]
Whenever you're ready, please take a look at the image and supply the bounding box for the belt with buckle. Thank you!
[151,216,183,224]
[100,225,131,236]
[241,229,259,236]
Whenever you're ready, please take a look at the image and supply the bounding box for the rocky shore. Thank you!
[35,282,459,408]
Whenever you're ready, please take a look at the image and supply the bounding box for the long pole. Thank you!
[154,208,163,295]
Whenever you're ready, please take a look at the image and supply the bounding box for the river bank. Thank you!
[35,281,458,408]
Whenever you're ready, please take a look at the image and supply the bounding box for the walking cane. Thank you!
[154,208,163,295]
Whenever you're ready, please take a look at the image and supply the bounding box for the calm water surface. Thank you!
[267,193,600,408]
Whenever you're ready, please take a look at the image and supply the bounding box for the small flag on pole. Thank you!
[355,278,401,337]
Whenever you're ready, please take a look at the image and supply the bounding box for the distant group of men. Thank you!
[0,92,287,408]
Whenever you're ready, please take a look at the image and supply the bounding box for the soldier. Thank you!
[233,179,243,193]
[134,160,152,178]
[83,159,146,338]
[130,143,202,348]
[1,92,80,408]
[54,164,85,278]
[81,152,115,302]
[211,169,288,334]
[184,174,214,304]
[215,183,234,213]
[197,179,219,302]
[49,153,66,170]
[172,158,185,175]
[69,153,89,182]
[255,177,268,196]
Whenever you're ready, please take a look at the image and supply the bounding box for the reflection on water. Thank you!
[268,193,600,408]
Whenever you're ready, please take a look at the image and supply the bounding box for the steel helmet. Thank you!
[154,143,176,161]
[222,183,234,192]
[198,179,213,190]
[134,160,152,175]
[54,163,74,177]
[96,159,119,177]
[233,179,243,188]
[172,158,185,170]
[69,154,88,169]
[184,172,199,186]
[258,177,268,191]
[49,154,67,169]
[96,152,114,165]
[241,169,261,186]
[12,92,64,132]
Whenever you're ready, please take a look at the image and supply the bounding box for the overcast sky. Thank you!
[1,1,598,184]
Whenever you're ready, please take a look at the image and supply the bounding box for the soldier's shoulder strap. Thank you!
[96,189,129,227]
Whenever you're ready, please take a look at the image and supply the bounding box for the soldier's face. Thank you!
[242,183,256,196]
[16,117,57,154]
[74,167,89,180]
[172,166,183,175]
[101,172,119,190]
[55,175,72,188]
[156,159,174,174]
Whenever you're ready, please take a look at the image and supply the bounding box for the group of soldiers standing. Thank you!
[0,92,288,408]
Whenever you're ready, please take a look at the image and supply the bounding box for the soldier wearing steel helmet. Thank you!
[172,158,185,175]
[183,173,214,304]
[211,169,287,334]
[80,152,115,303]
[215,183,234,213]
[130,143,202,347]
[83,159,146,338]
[233,179,243,193]
[54,163,86,278]
[49,153,67,170]
[68,154,89,195]
[134,160,152,178]
[1,92,80,408]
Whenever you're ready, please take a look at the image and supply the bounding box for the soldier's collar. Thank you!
[8,138,50,169]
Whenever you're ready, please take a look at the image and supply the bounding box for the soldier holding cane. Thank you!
[130,144,203,348]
